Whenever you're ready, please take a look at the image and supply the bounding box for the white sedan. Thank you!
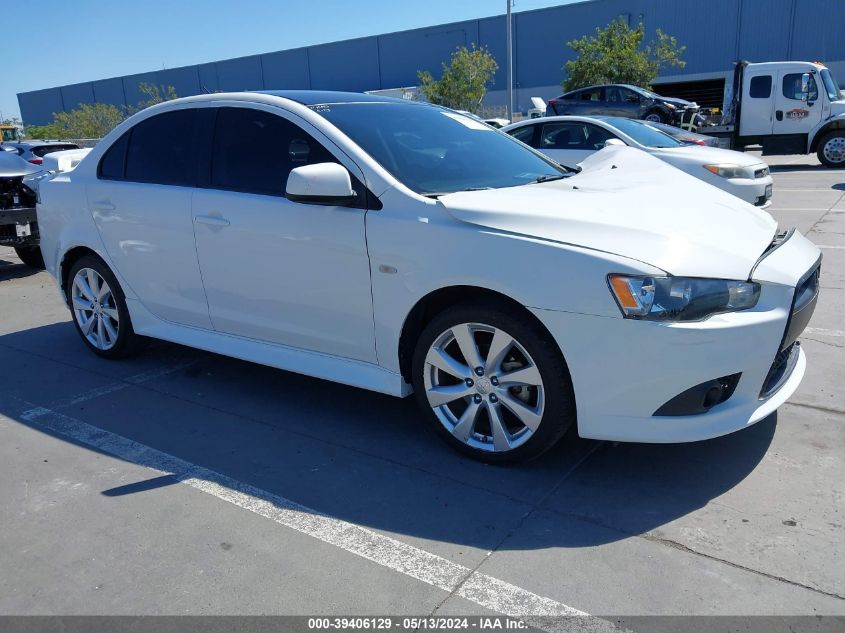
[504,115,774,207]
[36,91,819,462]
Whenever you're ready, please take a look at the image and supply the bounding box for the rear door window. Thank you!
[579,87,604,102]
[209,107,337,197]
[749,75,772,98]
[124,109,196,186]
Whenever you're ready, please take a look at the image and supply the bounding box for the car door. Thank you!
[537,121,608,167]
[739,71,776,136]
[191,104,377,363]
[616,87,643,118]
[87,108,212,329]
[772,71,824,136]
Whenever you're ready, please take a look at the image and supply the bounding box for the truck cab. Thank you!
[728,61,845,166]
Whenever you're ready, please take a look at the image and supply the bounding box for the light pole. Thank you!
[506,0,514,121]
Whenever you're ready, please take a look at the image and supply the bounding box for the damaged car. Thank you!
[0,150,43,268]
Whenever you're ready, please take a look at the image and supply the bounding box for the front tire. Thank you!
[411,301,575,463]
[67,255,141,359]
[14,245,44,269]
[817,131,845,168]
[643,110,667,124]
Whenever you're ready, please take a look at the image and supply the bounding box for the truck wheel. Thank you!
[817,131,845,168]
[14,246,44,269]
[643,110,666,124]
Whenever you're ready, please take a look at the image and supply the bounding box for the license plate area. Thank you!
[15,223,31,237]
[765,184,773,199]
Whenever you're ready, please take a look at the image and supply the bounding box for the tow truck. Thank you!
[704,61,845,167]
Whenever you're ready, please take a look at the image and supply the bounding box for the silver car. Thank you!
[3,141,80,166]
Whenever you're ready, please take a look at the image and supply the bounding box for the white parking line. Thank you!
[815,245,845,250]
[804,327,844,338]
[14,401,619,631]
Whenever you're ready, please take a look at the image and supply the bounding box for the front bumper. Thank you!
[533,231,820,443]
[0,206,39,247]
[716,175,773,207]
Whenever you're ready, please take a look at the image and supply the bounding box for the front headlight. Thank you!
[664,102,677,110]
[607,274,761,321]
[703,164,751,179]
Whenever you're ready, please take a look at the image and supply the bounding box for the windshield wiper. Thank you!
[534,174,570,183]
[422,186,493,199]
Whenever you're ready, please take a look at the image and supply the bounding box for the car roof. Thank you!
[12,141,77,148]
[255,90,415,106]
[563,84,644,94]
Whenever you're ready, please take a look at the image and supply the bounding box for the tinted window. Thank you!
[579,87,604,102]
[32,143,79,157]
[98,132,129,179]
[211,107,336,196]
[749,75,772,98]
[125,109,196,186]
[313,103,567,195]
[541,122,615,149]
[782,73,818,101]
[509,125,536,145]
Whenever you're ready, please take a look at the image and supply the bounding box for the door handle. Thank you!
[775,110,783,121]
[194,214,230,227]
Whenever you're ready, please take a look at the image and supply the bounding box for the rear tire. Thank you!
[67,255,142,359]
[817,131,845,168]
[411,300,576,463]
[14,245,44,269]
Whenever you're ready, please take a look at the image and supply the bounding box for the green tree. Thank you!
[24,122,63,140]
[51,103,127,139]
[562,19,685,91]
[128,82,179,114]
[418,45,498,113]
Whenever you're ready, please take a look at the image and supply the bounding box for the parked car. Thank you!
[454,110,510,129]
[644,121,719,146]
[0,151,43,268]
[4,141,80,166]
[36,91,819,462]
[545,84,696,124]
[504,115,773,207]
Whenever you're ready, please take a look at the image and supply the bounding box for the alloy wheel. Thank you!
[423,322,545,453]
[71,267,120,351]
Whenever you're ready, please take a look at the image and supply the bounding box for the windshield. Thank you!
[820,69,841,102]
[310,102,567,195]
[604,117,683,148]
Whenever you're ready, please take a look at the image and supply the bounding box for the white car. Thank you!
[36,91,820,462]
[504,115,774,207]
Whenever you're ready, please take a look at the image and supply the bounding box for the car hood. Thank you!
[650,144,767,166]
[657,96,694,108]
[438,146,777,279]
[829,98,845,117]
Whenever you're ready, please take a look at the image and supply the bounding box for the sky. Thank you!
[0,0,580,123]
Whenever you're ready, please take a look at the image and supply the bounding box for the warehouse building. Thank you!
[17,0,845,125]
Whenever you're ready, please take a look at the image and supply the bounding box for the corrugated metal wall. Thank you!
[17,0,845,124]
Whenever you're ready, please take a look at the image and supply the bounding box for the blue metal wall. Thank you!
[18,0,845,124]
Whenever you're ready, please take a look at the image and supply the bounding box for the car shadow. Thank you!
[769,164,832,173]
[0,259,40,281]
[0,321,775,550]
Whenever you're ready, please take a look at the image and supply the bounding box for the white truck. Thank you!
[704,60,844,167]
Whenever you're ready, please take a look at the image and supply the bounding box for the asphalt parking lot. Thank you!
[0,153,843,624]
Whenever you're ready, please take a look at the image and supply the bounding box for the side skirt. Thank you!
[126,298,412,398]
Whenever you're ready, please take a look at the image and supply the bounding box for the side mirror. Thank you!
[286,162,357,206]
[604,138,626,147]
[801,73,810,101]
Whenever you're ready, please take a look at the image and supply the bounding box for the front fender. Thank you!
[809,114,845,152]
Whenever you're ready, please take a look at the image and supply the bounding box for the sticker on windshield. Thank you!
[441,111,492,131]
